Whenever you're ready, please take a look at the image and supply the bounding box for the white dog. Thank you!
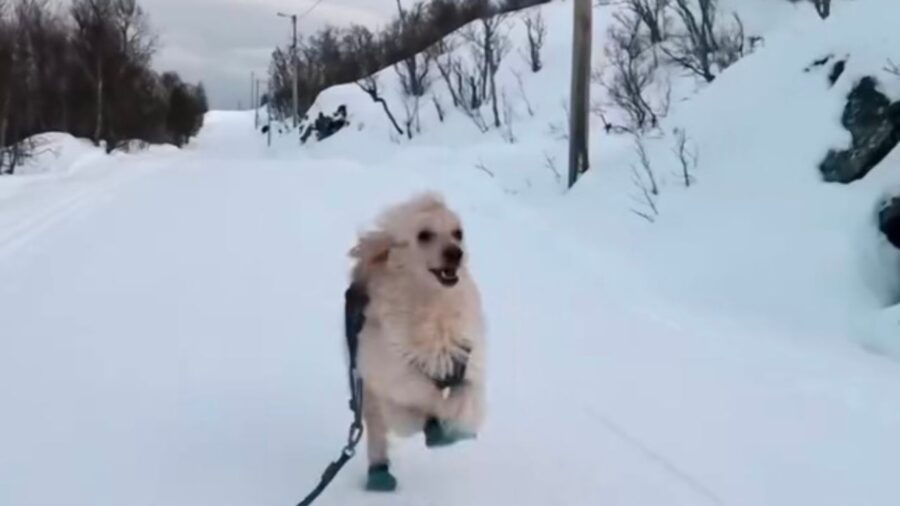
[347,192,486,491]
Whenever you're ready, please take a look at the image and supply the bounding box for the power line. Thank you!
[298,0,329,21]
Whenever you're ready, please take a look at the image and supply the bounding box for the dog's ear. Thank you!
[350,231,395,268]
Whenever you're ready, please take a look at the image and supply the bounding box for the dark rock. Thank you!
[300,105,350,144]
[828,60,846,87]
[804,54,833,73]
[880,197,900,249]
[820,77,900,183]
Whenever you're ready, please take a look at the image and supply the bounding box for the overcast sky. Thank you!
[71,0,392,109]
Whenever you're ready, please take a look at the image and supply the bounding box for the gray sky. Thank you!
[110,0,391,109]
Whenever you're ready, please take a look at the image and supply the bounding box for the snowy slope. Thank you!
[293,0,900,358]
[2,111,900,506]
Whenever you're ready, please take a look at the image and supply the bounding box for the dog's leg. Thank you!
[425,382,485,448]
[362,387,397,492]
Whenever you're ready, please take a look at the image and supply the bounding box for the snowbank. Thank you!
[286,0,900,357]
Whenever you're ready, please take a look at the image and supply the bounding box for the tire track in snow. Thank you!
[0,162,155,261]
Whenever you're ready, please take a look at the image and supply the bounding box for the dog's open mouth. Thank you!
[430,268,459,287]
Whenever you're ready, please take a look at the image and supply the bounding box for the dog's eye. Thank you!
[417,229,435,244]
[452,229,463,241]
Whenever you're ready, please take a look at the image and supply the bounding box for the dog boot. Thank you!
[424,417,477,448]
[365,462,397,492]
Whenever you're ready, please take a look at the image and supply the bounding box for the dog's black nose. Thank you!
[443,245,463,266]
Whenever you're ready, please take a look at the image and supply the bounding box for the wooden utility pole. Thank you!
[266,80,273,148]
[568,0,592,188]
[252,76,259,129]
[291,15,299,128]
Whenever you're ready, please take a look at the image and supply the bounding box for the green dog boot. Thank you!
[424,418,477,448]
[365,463,397,492]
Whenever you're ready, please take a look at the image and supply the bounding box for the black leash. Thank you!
[296,283,369,506]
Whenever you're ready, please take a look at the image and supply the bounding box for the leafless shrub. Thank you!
[596,12,669,132]
[512,69,534,117]
[462,12,511,128]
[434,37,489,133]
[475,159,495,177]
[521,10,545,72]
[356,75,404,136]
[400,93,421,139]
[546,99,569,140]
[671,127,698,187]
[432,38,461,107]
[0,137,34,174]
[463,101,491,133]
[625,0,670,44]
[543,151,562,185]
[500,89,516,143]
[630,164,659,223]
[663,0,749,83]
[630,135,660,222]
[394,51,434,97]
[633,134,659,196]
[393,1,435,98]
[885,58,900,78]
[433,94,445,122]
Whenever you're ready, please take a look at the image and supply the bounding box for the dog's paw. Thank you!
[423,418,478,448]
[366,463,398,492]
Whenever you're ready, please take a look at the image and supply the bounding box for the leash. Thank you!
[296,283,369,506]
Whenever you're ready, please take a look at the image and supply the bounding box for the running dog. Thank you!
[347,192,486,491]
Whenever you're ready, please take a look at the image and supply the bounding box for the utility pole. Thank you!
[568,0,592,188]
[250,74,259,129]
[266,80,273,148]
[278,12,300,129]
[254,78,261,129]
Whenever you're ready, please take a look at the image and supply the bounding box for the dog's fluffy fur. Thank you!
[349,192,486,466]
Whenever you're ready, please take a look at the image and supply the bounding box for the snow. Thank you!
[3,0,900,505]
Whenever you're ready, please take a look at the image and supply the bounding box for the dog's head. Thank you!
[350,192,468,289]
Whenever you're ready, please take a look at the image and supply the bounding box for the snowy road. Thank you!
[2,114,900,506]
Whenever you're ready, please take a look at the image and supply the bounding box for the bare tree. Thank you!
[70,0,156,148]
[0,0,205,161]
[436,40,491,133]
[357,75,404,136]
[0,2,17,163]
[462,13,511,128]
[625,0,669,44]
[432,38,462,107]
[521,10,545,72]
[663,0,746,83]
[597,12,668,132]
[393,0,433,98]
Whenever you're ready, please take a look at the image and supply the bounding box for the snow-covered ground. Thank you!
[3,0,900,505]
